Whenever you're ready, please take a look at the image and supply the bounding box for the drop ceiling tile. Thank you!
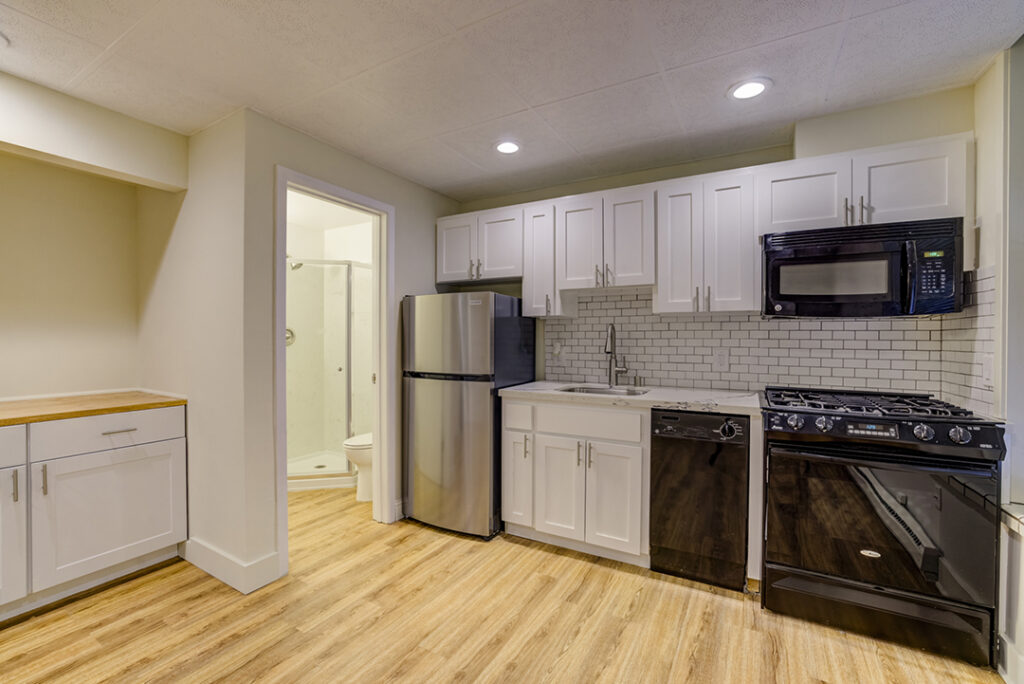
[273,85,432,160]
[68,0,336,133]
[843,0,914,19]
[0,6,103,89]
[662,25,843,133]
[359,137,484,194]
[346,36,529,137]
[636,0,847,71]
[426,0,531,30]
[828,0,1024,106]
[0,0,161,47]
[437,109,580,171]
[459,0,660,106]
[581,136,698,178]
[211,0,452,81]
[536,75,680,155]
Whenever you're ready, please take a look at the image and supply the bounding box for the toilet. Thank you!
[344,433,374,502]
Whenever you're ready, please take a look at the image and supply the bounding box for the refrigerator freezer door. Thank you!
[403,293,494,376]
[404,376,496,536]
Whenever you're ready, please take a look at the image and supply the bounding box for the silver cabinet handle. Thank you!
[102,427,138,436]
[694,286,700,312]
[577,441,582,466]
[476,259,482,279]
[545,294,551,315]
[706,285,711,312]
[843,197,849,226]
[12,469,18,503]
[605,264,612,287]
[469,259,474,278]
[594,265,600,287]
[42,464,48,496]
[859,195,865,224]
[587,443,593,468]
[524,434,529,459]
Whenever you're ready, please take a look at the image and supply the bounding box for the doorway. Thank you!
[274,167,398,575]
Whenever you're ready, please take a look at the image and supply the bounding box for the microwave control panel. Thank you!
[919,250,953,296]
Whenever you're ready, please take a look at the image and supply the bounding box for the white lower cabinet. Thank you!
[30,438,187,592]
[502,402,647,559]
[0,465,28,604]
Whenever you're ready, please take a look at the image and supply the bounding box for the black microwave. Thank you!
[763,218,963,317]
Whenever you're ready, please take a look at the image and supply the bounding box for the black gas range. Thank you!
[760,386,1005,667]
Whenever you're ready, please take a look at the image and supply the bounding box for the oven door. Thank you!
[764,240,908,317]
[765,443,999,608]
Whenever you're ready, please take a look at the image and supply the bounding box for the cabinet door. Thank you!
[555,194,604,290]
[31,439,186,591]
[436,214,477,283]
[852,137,968,225]
[704,172,757,312]
[603,186,655,287]
[522,203,556,317]
[478,207,524,280]
[533,434,585,541]
[654,178,703,313]
[584,440,642,555]
[755,156,852,234]
[0,466,28,604]
[501,430,533,527]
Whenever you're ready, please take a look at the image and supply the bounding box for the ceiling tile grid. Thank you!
[0,0,1021,201]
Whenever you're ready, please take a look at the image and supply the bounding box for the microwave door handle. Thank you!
[903,240,918,312]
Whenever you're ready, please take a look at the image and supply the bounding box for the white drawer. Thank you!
[29,406,185,463]
[0,425,26,469]
[504,403,533,431]
[534,404,643,443]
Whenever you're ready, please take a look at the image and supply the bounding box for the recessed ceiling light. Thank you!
[496,141,520,154]
[728,78,772,100]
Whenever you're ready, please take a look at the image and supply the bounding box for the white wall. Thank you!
[0,72,187,191]
[0,152,141,397]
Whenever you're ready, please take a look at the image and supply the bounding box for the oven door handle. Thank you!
[902,240,918,313]
[768,446,990,476]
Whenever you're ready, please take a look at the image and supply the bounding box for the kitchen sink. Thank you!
[556,385,650,396]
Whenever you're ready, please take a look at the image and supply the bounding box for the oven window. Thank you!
[778,259,890,296]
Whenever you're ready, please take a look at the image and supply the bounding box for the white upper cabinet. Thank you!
[852,137,969,225]
[522,203,557,317]
[436,214,476,283]
[478,207,524,279]
[555,194,604,290]
[436,208,523,283]
[756,155,852,234]
[704,172,757,312]
[654,178,703,313]
[603,186,655,287]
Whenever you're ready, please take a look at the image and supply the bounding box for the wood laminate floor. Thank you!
[0,489,1003,683]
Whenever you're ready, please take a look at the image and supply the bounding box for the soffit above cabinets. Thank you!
[1,0,1021,202]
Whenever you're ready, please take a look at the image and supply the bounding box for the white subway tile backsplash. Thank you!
[544,276,996,417]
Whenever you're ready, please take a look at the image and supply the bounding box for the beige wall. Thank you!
[0,152,140,397]
[0,72,187,191]
[974,57,1008,271]
[794,87,975,158]
[459,145,792,212]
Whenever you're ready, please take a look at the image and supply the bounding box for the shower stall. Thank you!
[286,258,373,484]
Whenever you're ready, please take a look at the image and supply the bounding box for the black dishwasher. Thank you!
[650,409,749,591]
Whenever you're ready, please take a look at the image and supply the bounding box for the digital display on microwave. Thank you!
[923,250,945,258]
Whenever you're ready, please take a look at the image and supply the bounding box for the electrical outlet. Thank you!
[712,347,730,372]
[553,341,562,357]
[983,354,994,389]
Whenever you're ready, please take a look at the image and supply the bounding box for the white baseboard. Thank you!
[287,475,356,491]
[183,537,282,595]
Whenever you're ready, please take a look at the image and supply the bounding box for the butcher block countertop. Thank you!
[0,391,187,427]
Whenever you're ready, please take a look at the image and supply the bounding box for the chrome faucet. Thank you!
[605,323,628,387]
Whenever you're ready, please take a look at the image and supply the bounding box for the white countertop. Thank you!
[499,381,762,416]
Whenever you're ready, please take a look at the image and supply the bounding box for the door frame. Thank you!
[273,167,398,572]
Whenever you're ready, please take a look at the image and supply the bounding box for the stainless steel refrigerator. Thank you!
[403,292,535,537]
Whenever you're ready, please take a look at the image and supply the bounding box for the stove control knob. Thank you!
[948,426,972,445]
[719,421,737,439]
[814,416,834,433]
[913,424,935,441]
[786,414,805,430]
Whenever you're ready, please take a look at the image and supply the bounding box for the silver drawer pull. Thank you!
[12,469,18,503]
[42,464,48,496]
[102,428,138,436]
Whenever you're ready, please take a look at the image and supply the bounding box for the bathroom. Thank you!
[285,188,376,500]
